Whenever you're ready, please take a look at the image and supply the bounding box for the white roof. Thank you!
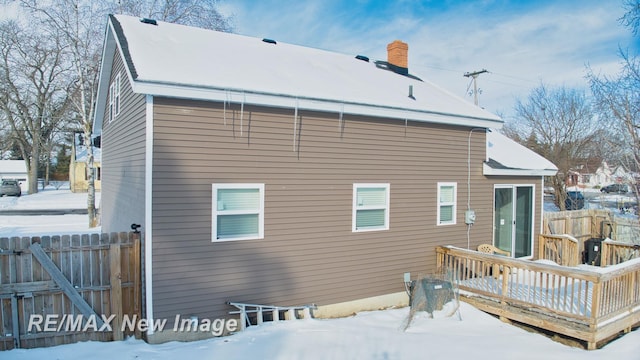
[75,146,102,162]
[0,160,27,174]
[94,14,502,133]
[484,130,558,176]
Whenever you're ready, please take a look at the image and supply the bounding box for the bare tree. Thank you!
[0,19,71,194]
[19,0,233,226]
[589,55,640,178]
[508,84,600,210]
[588,1,640,194]
[620,0,640,36]
[115,0,234,31]
[20,0,109,226]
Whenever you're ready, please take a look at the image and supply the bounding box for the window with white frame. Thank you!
[108,72,121,122]
[212,184,264,241]
[352,183,390,232]
[437,182,457,225]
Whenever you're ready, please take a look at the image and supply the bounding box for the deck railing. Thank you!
[538,234,640,267]
[436,246,640,349]
[538,234,580,266]
[601,239,640,266]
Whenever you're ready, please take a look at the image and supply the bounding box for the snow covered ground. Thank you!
[0,184,101,237]
[1,302,638,360]
[545,186,638,216]
[0,185,638,359]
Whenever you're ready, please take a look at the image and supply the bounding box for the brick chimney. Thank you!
[387,40,408,71]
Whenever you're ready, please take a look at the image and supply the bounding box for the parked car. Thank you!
[600,184,629,194]
[0,179,21,197]
[565,191,584,210]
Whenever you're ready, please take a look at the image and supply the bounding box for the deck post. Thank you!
[591,280,602,322]
[601,241,610,267]
[499,266,510,322]
[588,277,602,351]
[239,306,246,330]
[286,308,296,320]
[302,307,311,319]
[256,307,263,325]
[501,266,509,299]
[537,234,544,262]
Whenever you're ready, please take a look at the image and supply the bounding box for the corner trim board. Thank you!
[144,94,154,335]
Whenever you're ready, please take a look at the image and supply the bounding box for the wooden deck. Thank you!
[436,246,640,350]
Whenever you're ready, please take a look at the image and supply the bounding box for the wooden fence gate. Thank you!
[0,232,141,350]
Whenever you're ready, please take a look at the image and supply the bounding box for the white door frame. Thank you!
[493,184,536,259]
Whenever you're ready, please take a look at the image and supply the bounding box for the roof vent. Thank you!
[355,55,369,62]
[140,18,158,25]
[262,38,277,44]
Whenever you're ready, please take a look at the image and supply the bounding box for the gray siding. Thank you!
[149,97,545,321]
[101,51,146,232]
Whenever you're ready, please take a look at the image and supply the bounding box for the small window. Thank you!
[437,182,457,225]
[114,73,121,116]
[108,83,114,122]
[108,72,121,122]
[352,183,390,232]
[85,166,100,181]
[212,184,264,241]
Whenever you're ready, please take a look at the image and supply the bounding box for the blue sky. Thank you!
[220,0,637,121]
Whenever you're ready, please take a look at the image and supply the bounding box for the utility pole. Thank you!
[464,69,488,106]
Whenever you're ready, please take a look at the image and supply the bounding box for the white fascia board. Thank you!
[93,24,117,136]
[483,163,558,177]
[132,81,504,129]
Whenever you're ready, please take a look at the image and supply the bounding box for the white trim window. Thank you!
[109,72,121,122]
[437,182,457,225]
[352,183,390,232]
[212,183,265,241]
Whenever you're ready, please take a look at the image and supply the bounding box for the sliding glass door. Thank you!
[493,185,534,258]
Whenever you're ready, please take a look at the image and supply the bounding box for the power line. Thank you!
[489,71,538,84]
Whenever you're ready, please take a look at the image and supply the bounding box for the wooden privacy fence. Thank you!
[543,209,640,244]
[436,246,640,350]
[0,232,141,350]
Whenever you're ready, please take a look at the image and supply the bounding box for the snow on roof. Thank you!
[0,160,27,174]
[94,15,502,133]
[484,130,558,176]
[75,146,102,162]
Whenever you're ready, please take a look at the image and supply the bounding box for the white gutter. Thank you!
[483,163,558,177]
[132,81,504,130]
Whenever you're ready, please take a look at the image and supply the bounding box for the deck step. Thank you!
[227,302,316,330]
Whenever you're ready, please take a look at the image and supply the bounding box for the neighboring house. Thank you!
[69,132,102,193]
[608,163,634,185]
[0,160,28,194]
[568,160,635,189]
[94,15,557,343]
